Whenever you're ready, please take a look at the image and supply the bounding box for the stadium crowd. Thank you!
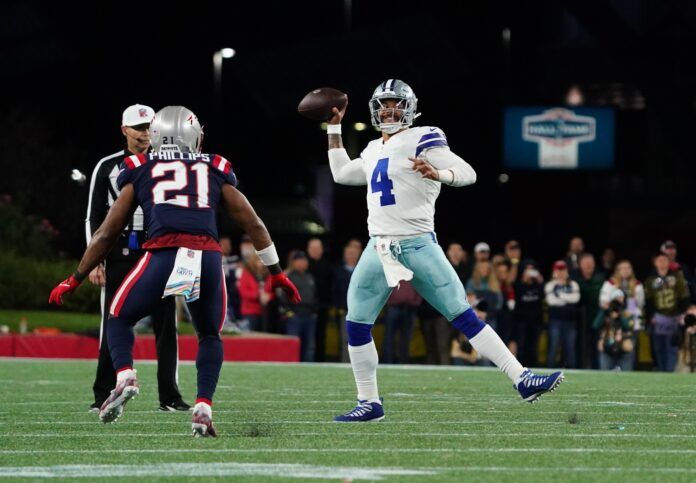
[171,234,696,372]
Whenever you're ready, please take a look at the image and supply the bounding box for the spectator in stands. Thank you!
[660,240,694,300]
[281,250,318,362]
[382,281,422,364]
[504,240,523,283]
[645,253,690,372]
[239,233,255,260]
[545,260,581,368]
[473,242,491,264]
[237,254,274,332]
[446,242,470,284]
[564,236,585,277]
[494,260,516,351]
[600,260,645,330]
[220,236,241,332]
[599,248,616,277]
[593,288,635,371]
[333,240,362,362]
[306,238,334,362]
[466,260,503,327]
[513,260,545,367]
[419,299,451,365]
[574,253,605,369]
[451,294,487,366]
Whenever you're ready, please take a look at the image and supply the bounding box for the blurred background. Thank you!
[3,0,696,268]
[3,0,696,370]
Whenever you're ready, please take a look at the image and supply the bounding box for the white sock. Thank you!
[469,325,525,382]
[348,340,380,402]
[116,368,136,383]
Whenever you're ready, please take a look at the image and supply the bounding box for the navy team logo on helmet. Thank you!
[369,79,420,134]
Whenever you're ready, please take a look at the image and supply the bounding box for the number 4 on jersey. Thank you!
[371,158,396,206]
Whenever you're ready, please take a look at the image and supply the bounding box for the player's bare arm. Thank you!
[76,184,138,277]
[328,105,346,150]
[221,184,276,271]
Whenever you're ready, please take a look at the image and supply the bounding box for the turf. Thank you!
[1,360,695,482]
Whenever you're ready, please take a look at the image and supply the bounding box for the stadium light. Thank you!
[354,122,367,131]
[213,48,236,124]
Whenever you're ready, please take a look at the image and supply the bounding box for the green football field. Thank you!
[1,359,695,482]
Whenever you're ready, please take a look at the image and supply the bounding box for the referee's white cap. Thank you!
[122,104,155,127]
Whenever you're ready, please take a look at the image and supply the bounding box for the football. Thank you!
[297,87,348,121]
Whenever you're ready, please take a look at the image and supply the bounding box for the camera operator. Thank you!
[592,289,635,371]
[676,306,696,372]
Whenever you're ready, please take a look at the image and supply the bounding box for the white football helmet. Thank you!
[369,79,419,134]
[150,106,203,153]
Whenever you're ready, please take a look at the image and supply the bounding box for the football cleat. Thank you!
[99,371,139,423]
[334,399,384,422]
[192,403,217,438]
[514,369,564,403]
[159,399,192,412]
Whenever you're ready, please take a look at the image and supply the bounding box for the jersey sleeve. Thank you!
[210,154,238,187]
[415,127,448,158]
[116,153,148,190]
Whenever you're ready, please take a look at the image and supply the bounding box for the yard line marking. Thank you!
[2,448,696,455]
[7,432,696,440]
[4,420,696,427]
[0,462,436,479]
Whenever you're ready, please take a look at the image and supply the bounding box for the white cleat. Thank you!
[192,402,217,438]
[99,371,139,424]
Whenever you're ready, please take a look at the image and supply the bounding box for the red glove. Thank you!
[48,276,82,305]
[270,273,301,304]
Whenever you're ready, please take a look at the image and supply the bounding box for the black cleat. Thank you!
[159,399,192,412]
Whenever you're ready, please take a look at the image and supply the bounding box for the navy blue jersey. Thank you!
[117,152,237,242]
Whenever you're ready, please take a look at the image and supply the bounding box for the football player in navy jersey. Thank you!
[50,106,300,437]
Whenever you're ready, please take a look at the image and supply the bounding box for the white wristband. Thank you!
[255,243,280,266]
[327,124,342,135]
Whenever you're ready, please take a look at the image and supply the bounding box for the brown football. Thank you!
[297,87,348,121]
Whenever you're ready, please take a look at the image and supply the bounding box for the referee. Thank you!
[85,104,189,412]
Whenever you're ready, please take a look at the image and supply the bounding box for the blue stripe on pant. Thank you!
[107,248,225,402]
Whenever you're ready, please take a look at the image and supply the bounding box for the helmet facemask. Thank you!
[369,79,419,134]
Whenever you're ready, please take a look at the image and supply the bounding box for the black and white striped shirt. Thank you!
[85,149,145,246]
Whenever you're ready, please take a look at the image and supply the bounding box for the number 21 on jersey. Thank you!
[370,157,396,206]
[152,161,210,208]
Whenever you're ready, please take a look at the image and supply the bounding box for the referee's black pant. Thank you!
[92,256,182,405]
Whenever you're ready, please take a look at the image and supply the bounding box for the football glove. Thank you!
[270,273,301,304]
[48,275,81,305]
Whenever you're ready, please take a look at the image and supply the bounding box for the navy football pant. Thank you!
[107,248,226,403]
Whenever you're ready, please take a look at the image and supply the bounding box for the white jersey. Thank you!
[360,126,449,236]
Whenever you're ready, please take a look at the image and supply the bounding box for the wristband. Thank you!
[72,270,86,283]
[327,124,342,135]
[255,243,280,266]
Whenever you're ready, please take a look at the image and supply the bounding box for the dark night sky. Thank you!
[3,0,696,274]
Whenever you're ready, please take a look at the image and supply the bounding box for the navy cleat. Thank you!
[514,369,564,403]
[334,399,384,422]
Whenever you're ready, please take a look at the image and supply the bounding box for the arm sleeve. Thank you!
[599,281,612,308]
[328,148,366,186]
[559,282,581,304]
[85,161,110,245]
[545,282,564,306]
[423,147,477,187]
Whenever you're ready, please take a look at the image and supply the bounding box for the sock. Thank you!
[116,368,136,383]
[469,325,525,382]
[196,335,223,402]
[107,316,135,372]
[348,340,380,402]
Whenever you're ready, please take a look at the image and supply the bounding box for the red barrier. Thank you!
[0,333,299,362]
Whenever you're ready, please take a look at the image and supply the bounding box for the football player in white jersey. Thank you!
[327,79,564,422]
